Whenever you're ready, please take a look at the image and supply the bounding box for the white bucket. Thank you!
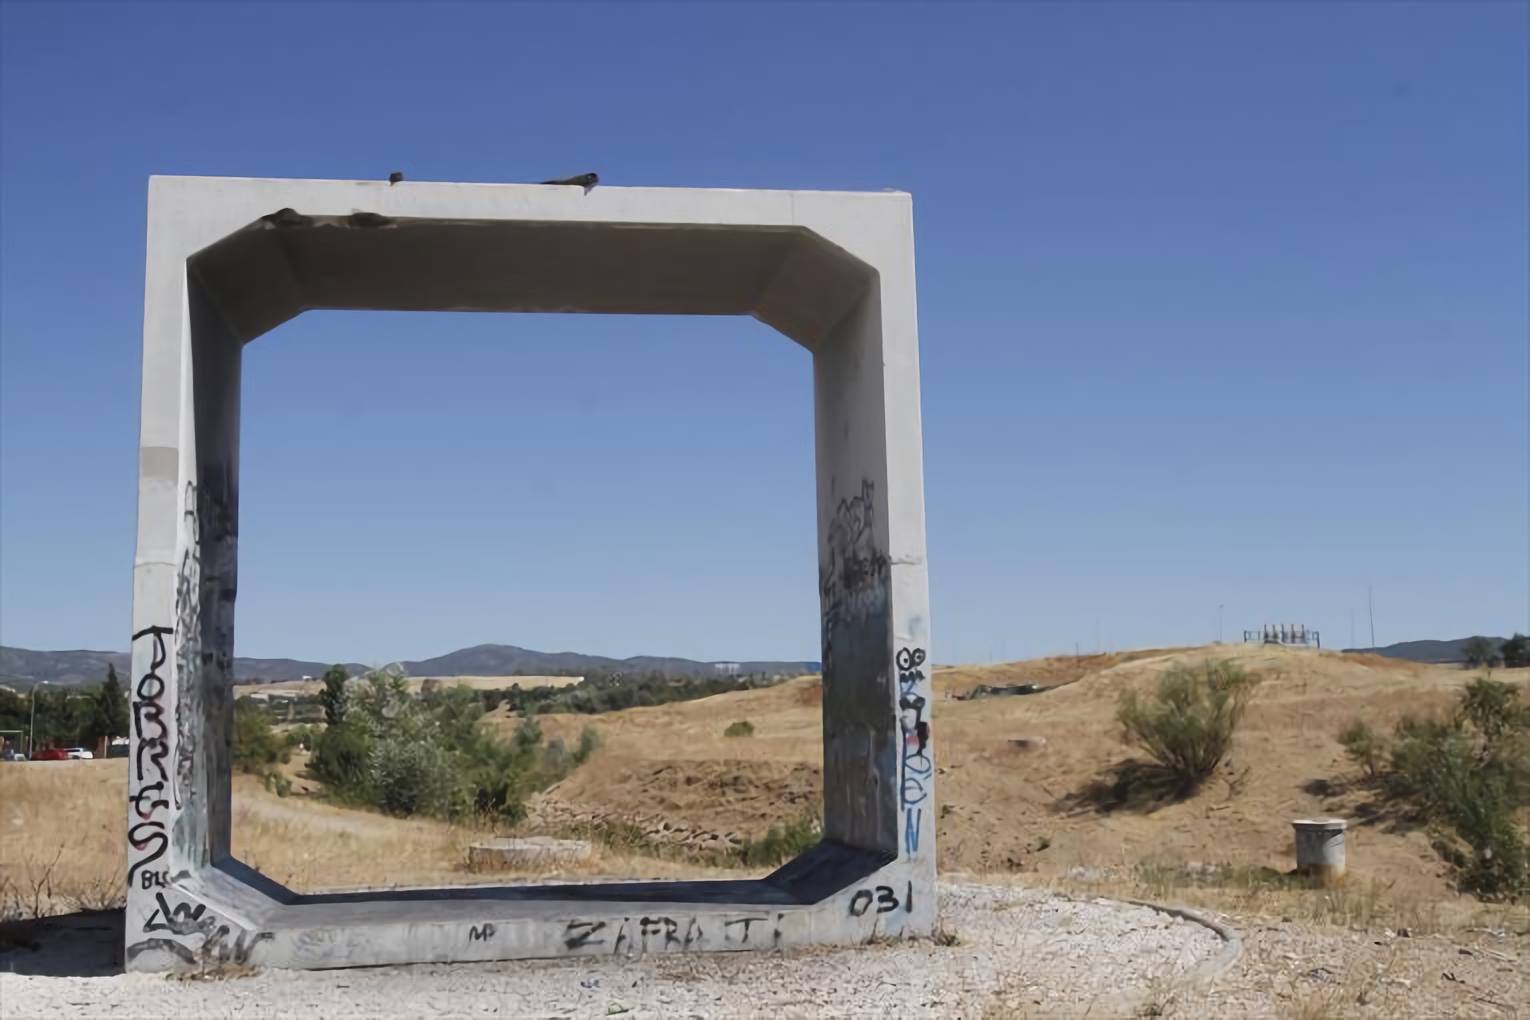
[1292,817,1347,884]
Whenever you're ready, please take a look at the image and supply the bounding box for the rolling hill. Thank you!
[0,642,817,688]
[1343,635,1511,664]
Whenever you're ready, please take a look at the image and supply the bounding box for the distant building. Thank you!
[1244,624,1321,648]
[712,662,742,676]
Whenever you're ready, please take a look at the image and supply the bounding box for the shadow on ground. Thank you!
[1055,759,1192,814]
[0,910,123,976]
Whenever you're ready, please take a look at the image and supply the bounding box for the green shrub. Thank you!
[1116,660,1259,793]
[738,812,820,867]
[1457,677,1527,745]
[283,723,320,753]
[723,720,756,738]
[310,721,373,791]
[573,726,602,764]
[368,736,454,817]
[1338,719,1386,780]
[1358,676,1530,901]
[232,699,287,774]
[298,671,604,824]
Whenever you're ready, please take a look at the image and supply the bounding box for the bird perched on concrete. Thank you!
[540,172,599,193]
[388,171,405,185]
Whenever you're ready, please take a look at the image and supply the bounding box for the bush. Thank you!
[368,736,454,817]
[1338,719,1385,780]
[1116,659,1259,794]
[1458,676,1527,745]
[310,721,373,791]
[283,723,320,753]
[723,720,755,738]
[1347,676,1529,901]
[298,672,605,825]
[232,699,287,774]
[573,726,602,763]
[738,812,820,867]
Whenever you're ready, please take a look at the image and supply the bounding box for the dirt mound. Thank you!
[531,757,820,852]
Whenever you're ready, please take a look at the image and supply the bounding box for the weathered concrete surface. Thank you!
[466,837,592,871]
[128,176,930,971]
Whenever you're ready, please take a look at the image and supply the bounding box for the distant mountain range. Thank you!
[0,642,820,689]
[1343,636,1513,665]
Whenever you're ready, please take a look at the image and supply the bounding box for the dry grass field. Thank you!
[5,643,1528,939]
[0,764,744,916]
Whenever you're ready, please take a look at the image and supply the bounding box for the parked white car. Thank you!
[64,747,94,760]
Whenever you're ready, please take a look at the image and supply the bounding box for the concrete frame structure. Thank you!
[128,176,932,971]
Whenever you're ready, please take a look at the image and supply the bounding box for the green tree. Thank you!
[1501,634,1529,670]
[1462,636,1502,669]
[232,698,287,773]
[319,665,349,726]
[311,721,373,790]
[93,665,129,741]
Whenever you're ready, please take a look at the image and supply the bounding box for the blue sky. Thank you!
[1,2,1526,666]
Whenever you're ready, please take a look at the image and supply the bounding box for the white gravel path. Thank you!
[1,883,1230,1018]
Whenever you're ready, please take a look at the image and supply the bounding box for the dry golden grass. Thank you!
[0,761,745,916]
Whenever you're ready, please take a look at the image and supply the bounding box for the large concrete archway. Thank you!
[127,176,932,971]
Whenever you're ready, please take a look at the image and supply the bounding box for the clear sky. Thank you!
[1,1,1526,666]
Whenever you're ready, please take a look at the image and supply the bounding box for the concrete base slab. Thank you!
[126,845,926,971]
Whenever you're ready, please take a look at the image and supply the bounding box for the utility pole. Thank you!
[26,680,52,758]
[1217,604,1225,644]
[1368,585,1376,648]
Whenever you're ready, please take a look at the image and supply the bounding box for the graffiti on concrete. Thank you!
[128,624,173,886]
[560,912,784,955]
[820,480,890,681]
[848,882,911,917]
[174,481,203,808]
[126,890,271,967]
[897,646,932,854]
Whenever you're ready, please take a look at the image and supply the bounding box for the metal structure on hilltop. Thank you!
[1244,623,1321,648]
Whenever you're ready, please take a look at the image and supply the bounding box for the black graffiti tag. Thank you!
[897,646,932,854]
[128,625,173,884]
[563,920,607,950]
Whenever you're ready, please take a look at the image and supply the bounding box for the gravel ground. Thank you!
[1161,911,1528,1018]
[1,883,1227,1018]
